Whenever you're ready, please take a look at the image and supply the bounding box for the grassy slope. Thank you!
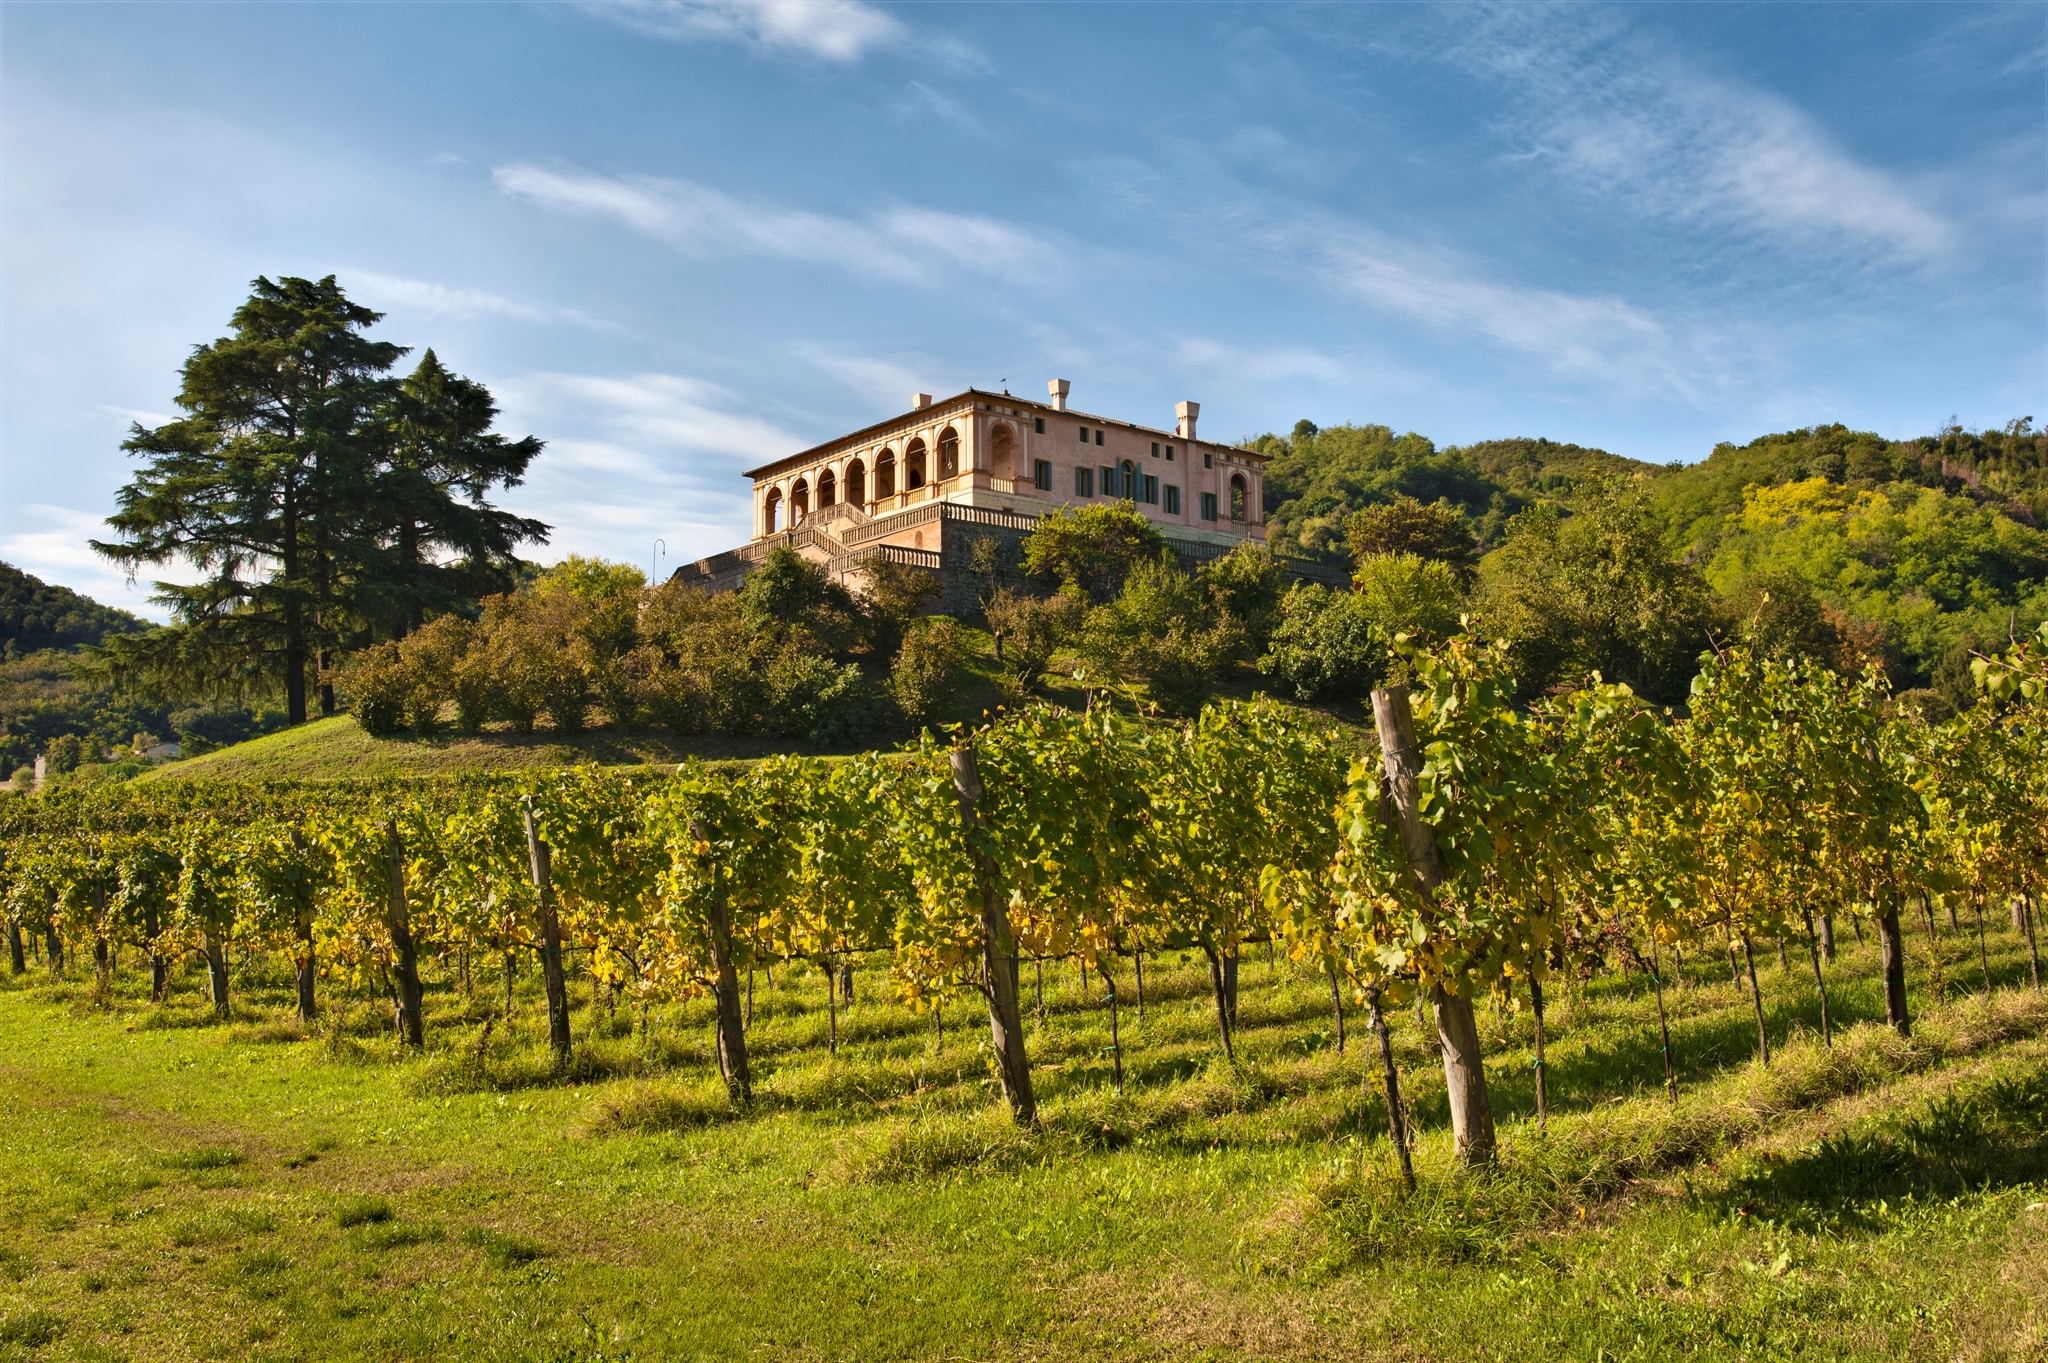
[0,922,2043,1361]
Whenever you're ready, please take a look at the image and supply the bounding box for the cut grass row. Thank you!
[0,917,2042,1360]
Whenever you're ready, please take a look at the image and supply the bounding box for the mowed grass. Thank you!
[0,916,2043,1362]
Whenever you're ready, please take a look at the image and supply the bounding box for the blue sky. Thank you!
[3,1,2043,617]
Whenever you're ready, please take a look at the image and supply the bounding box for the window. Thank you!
[1203,451,1213,469]
[1164,484,1180,515]
[1166,445,1176,461]
[1033,458,1053,491]
[1075,465,1094,497]
[1034,417,1045,434]
[1142,474,1159,505]
[1099,463,1115,496]
[1120,460,1137,499]
[1078,426,1089,442]
[1150,441,1160,458]
[1230,473,1248,522]
[1200,491,1218,522]
[1095,429,1105,446]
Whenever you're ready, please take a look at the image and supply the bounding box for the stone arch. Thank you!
[845,458,866,507]
[876,448,897,500]
[764,487,783,534]
[989,423,1014,481]
[1230,472,1248,522]
[791,477,811,523]
[818,467,837,508]
[937,426,960,481]
[906,437,928,490]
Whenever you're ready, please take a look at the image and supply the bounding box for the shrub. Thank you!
[1259,583,1390,702]
[338,643,412,736]
[986,588,1083,696]
[890,617,962,730]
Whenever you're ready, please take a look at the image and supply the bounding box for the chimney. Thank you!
[911,392,932,411]
[1176,400,1199,441]
[1048,378,1070,412]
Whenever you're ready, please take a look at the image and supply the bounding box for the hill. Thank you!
[0,560,149,656]
[1249,422,1660,557]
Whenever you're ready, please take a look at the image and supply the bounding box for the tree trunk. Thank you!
[1819,913,1836,963]
[1221,948,1240,1031]
[826,955,839,1058]
[7,919,22,976]
[385,822,424,1048]
[704,888,750,1102]
[1650,942,1677,1104]
[145,901,166,1002]
[295,917,318,1022]
[44,888,62,978]
[1133,940,1144,1020]
[203,931,230,1018]
[838,959,855,1007]
[1326,956,1346,1055]
[2023,892,2042,992]
[1099,956,1123,1094]
[1203,943,1235,1061]
[1973,893,1992,991]
[1372,685,1495,1167]
[523,806,573,1068]
[1802,908,1832,1048]
[1366,987,1414,1193]
[949,744,1035,1125]
[1877,898,1911,1038]
[1740,933,1769,1067]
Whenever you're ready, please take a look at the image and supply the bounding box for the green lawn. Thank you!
[0,920,2042,1361]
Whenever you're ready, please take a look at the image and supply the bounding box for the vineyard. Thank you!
[1,627,2045,1359]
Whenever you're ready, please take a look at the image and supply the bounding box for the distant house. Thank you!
[671,380,1340,605]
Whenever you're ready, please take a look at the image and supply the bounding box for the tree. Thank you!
[365,350,546,638]
[1352,553,1465,645]
[1475,478,1717,703]
[1077,558,1243,716]
[1347,497,1480,576]
[1021,503,1163,602]
[1258,584,1389,703]
[92,277,543,723]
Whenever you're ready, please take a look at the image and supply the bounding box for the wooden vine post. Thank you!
[384,820,424,1048]
[1371,685,1496,1168]
[949,742,1036,1126]
[523,802,573,1068]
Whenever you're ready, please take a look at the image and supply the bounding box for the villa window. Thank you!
[1034,459,1053,491]
[1078,426,1089,442]
[1200,492,1218,522]
[1164,485,1180,515]
[1095,430,1105,446]
[1075,466,1094,497]
[1034,417,1045,434]
[1099,463,1115,496]
[1230,473,1248,522]
[1142,474,1159,505]
[1203,451,1213,469]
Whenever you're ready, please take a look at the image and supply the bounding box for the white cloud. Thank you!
[344,270,615,331]
[791,343,932,406]
[1265,217,1735,402]
[580,0,904,62]
[493,163,1053,284]
[1444,8,1953,261]
[487,370,801,566]
[0,504,185,622]
[98,403,178,429]
[1175,338,1350,386]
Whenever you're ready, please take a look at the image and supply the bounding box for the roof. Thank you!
[741,388,1269,481]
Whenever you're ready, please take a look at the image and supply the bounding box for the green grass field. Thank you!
[1,916,2042,1362]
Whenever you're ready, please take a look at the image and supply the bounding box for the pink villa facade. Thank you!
[673,380,1317,600]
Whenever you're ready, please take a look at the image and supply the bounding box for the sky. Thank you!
[3,1,2044,619]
